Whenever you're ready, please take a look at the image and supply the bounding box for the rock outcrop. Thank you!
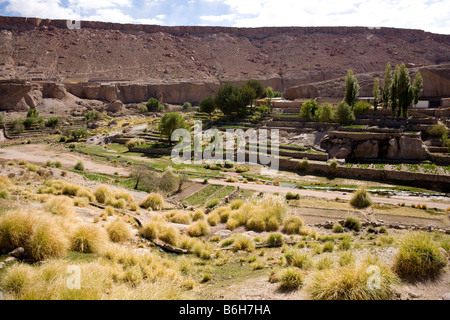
[321,132,429,161]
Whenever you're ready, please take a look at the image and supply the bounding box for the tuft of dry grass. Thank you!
[0,210,69,262]
[282,215,304,235]
[350,188,373,209]
[393,231,447,280]
[164,211,192,225]
[45,196,76,218]
[71,223,109,253]
[106,218,133,243]
[306,255,399,300]
[188,221,211,237]
[140,193,165,210]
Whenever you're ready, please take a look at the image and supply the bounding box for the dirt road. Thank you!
[0,144,130,176]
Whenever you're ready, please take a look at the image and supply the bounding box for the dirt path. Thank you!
[192,178,450,211]
[0,144,130,176]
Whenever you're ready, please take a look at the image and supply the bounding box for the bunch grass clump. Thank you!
[307,255,399,300]
[106,218,132,243]
[282,216,304,235]
[188,221,211,237]
[140,193,165,210]
[280,267,304,290]
[71,223,109,253]
[164,211,192,225]
[393,231,447,280]
[0,210,69,262]
[350,188,373,209]
[45,196,76,218]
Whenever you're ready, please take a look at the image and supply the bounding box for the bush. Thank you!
[74,161,85,171]
[146,98,164,112]
[307,256,398,300]
[71,223,109,253]
[336,101,355,124]
[71,129,88,140]
[85,110,101,122]
[427,124,447,138]
[343,217,361,232]
[140,193,165,210]
[328,161,338,173]
[332,223,344,233]
[266,233,283,247]
[106,218,132,243]
[353,101,371,115]
[286,192,300,200]
[316,103,335,123]
[46,117,60,128]
[297,158,309,171]
[137,105,148,113]
[191,209,205,222]
[188,221,211,237]
[280,267,304,290]
[393,231,447,280]
[158,168,179,192]
[282,216,303,234]
[300,100,320,119]
[322,241,335,253]
[350,188,372,209]
[182,102,192,109]
[0,210,69,262]
[232,235,255,252]
[285,250,312,270]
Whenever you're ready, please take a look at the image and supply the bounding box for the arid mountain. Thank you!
[1,16,450,107]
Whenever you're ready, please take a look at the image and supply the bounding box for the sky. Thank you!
[0,0,449,34]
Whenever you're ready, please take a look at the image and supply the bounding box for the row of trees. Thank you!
[199,79,281,118]
[345,62,423,118]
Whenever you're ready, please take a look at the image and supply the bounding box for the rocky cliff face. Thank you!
[1,16,450,109]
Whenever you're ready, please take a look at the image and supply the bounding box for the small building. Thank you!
[413,100,430,109]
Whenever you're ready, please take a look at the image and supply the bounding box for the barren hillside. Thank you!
[1,17,450,106]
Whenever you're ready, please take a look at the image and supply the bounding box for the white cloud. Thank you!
[2,0,77,19]
[200,14,237,22]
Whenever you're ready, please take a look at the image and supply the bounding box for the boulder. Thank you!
[353,140,379,159]
[106,100,124,113]
[9,247,24,258]
[442,293,450,300]
[398,136,428,160]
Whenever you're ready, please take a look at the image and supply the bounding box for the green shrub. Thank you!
[182,102,192,109]
[74,161,85,172]
[266,233,283,247]
[427,124,447,137]
[46,117,60,128]
[322,241,335,253]
[300,100,320,119]
[285,192,300,200]
[343,217,361,232]
[125,138,146,150]
[336,101,355,124]
[328,161,338,173]
[85,110,101,122]
[353,101,371,115]
[71,129,88,140]
[206,199,219,208]
[138,105,148,113]
[332,223,344,233]
[393,231,447,280]
[316,103,335,123]
[297,158,309,171]
[350,188,372,209]
[146,98,164,112]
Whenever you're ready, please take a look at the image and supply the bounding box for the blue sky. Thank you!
[0,0,449,34]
